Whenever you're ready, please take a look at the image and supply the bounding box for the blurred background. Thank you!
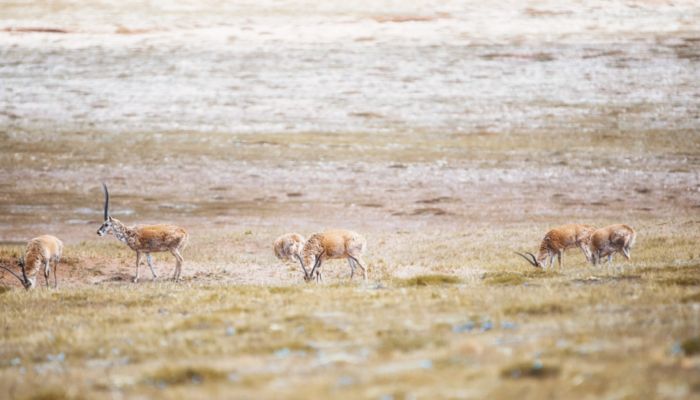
[1,0,699,246]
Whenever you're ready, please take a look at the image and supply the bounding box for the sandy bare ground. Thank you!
[0,0,699,287]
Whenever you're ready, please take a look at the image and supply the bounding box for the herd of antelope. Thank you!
[0,185,636,290]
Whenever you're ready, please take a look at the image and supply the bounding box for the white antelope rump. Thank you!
[273,233,307,274]
[0,235,63,290]
[301,229,367,283]
[515,224,596,270]
[96,184,189,282]
[589,224,637,266]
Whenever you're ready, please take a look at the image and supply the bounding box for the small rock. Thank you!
[501,321,516,330]
[274,348,291,358]
[452,321,475,333]
[671,341,683,356]
[47,353,65,363]
[337,375,355,387]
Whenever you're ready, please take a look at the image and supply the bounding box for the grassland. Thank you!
[2,1,700,398]
[1,222,699,399]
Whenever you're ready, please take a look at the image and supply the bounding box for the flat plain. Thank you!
[1,1,699,399]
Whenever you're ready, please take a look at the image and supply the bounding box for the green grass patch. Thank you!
[681,292,700,303]
[501,361,560,379]
[268,286,300,294]
[484,272,526,286]
[681,336,700,356]
[504,302,570,315]
[376,328,442,353]
[398,274,461,287]
[146,365,227,386]
[657,277,700,286]
[521,269,560,278]
[21,388,80,400]
[637,265,700,274]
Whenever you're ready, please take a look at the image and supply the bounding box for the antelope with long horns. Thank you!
[589,224,636,266]
[301,229,367,283]
[515,224,596,270]
[0,235,63,290]
[96,183,189,282]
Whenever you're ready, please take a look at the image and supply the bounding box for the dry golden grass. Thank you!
[1,224,699,399]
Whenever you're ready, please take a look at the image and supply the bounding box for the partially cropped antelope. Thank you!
[96,183,189,282]
[516,224,596,270]
[301,229,367,283]
[589,224,636,266]
[0,235,63,290]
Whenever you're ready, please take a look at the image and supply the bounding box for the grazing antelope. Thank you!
[589,224,637,266]
[0,235,63,290]
[515,224,596,270]
[96,183,189,282]
[273,233,307,274]
[301,229,367,283]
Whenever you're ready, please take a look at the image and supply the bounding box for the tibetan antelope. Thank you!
[589,224,636,266]
[516,224,596,270]
[96,183,189,282]
[0,235,63,290]
[273,233,307,275]
[301,229,367,283]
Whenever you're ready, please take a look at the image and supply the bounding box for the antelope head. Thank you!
[0,255,32,290]
[303,251,325,282]
[97,183,114,236]
[514,251,542,269]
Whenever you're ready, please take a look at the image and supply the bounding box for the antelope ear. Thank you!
[107,216,113,221]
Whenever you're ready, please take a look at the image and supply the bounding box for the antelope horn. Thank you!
[308,250,325,279]
[19,256,29,286]
[102,182,110,220]
[514,251,540,268]
[0,262,28,288]
[294,254,309,277]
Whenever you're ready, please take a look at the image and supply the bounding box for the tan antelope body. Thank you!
[273,233,306,272]
[589,224,636,266]
[0,235,63,290]
[301,229,367,282]
[97,184,188,282]
[516,224,595,269]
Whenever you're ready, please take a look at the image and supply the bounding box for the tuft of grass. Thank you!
[681,337,700,356]
[657,277,700,287]
[173,314,227,331]
[22,388,79,400]
[521,269,560,278]
[268,286,300,294]
[681,292,700,303]
[146,366,227,386]
[376,329,441,353]
[398,274,461,286]
[501,361,560,379]
[504,302,570,316]
[484,272,526,286]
